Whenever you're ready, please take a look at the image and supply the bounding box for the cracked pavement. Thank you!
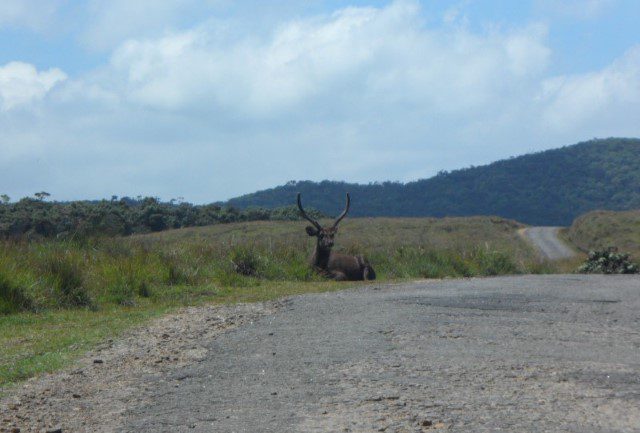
[3,275,640,432]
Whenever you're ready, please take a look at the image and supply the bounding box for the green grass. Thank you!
[0,279,347,390]
[564,209,640,258]
[561,209,640,274]
[0,216,552,389]
[562,210,640,261]
[0,306,163,388]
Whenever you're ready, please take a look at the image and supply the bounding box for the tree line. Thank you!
[227,138,640,226]
[0,195,323,239]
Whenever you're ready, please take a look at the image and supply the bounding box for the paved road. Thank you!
[123,275,640,433]
[520,227,576,260]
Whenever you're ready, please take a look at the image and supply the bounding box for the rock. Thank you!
[92,359,103,364]
[11,427,21,433]
[45,427,62,433]
[72,394,81,399]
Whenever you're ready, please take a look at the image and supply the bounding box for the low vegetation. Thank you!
[1,216,544,388]
[0,195,324,239]
[565,209,640,258]
[564,209,640,274]
[578,248,639,274]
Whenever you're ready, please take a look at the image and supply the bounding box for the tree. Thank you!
[0,194,9,204]
[34,191,51,201]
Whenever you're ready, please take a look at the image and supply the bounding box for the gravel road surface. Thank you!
[3,275,639,433]
[520,227,576,260]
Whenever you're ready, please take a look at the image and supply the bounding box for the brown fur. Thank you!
[298,193,376,281]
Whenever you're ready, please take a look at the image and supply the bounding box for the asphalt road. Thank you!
[122,275,640,433]
[520,227,576,260]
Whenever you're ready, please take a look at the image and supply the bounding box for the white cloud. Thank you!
[1,0,639,203]
[536,0,614,19]
[82,0,225,51]
[540,46,640,131]
[0,0,62,31]
[107,0,550,120]
[0,62,67,111]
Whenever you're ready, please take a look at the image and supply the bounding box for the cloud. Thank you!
[535,0,614,19]
[1,0,639,203]
[0,0,62,31]
[0,61,67,111]
[81,0,225,51]
[107,0,550,120]
[540,46,640,131]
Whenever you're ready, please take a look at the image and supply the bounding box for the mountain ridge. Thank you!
[226,137,640,225]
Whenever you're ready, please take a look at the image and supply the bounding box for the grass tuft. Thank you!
[0,269,33,314]
[0,216,566,388]
[39,248,92,308]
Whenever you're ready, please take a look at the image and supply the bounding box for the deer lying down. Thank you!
[297,193,375,281]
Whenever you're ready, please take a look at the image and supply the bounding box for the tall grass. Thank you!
[0,216,543,314]
[0,269,33,314]
[0,216,554,387]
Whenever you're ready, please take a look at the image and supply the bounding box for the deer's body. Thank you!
[298,193,375,281]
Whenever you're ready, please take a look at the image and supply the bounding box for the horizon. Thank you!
[4,135,636,204]
[2,1,640,203]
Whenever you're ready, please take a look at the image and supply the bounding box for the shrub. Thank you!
[578,247,639,274]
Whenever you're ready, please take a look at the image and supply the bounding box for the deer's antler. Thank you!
[333,193,350,228]
[297,193,322,230]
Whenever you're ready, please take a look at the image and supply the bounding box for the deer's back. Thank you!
[328,253,372,281]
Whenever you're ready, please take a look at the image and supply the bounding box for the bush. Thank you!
[578,247,639,274]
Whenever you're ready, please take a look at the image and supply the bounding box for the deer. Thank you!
[297,193,376,281]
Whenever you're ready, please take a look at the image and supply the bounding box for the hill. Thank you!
[227,138,640,225]
[565,209,640,258]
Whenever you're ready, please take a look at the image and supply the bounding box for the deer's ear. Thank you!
[305,226,318,236]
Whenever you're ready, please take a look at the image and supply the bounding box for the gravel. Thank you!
[520,227,576,260]
[2,275,640,432]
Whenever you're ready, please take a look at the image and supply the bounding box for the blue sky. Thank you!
[1,0,639,202]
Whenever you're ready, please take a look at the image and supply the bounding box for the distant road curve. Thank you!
[520,226,576,260]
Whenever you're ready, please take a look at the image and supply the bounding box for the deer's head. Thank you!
[297,193,350,250]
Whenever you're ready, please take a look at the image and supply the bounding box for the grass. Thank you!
[0,306,163,388]
[564,209,640,258]
[0,215,553,389]
[0,280,345,390]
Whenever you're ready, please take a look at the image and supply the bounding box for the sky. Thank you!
[1,0,639,203]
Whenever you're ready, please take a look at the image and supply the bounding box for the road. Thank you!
[520,226,576,260]
[3,275,639,433]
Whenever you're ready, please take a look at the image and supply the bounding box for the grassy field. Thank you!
[1,215,547,388]
[564,209,640,258]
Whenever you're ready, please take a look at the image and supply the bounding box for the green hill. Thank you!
[227,138,640,225]
[565,209,640,257]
